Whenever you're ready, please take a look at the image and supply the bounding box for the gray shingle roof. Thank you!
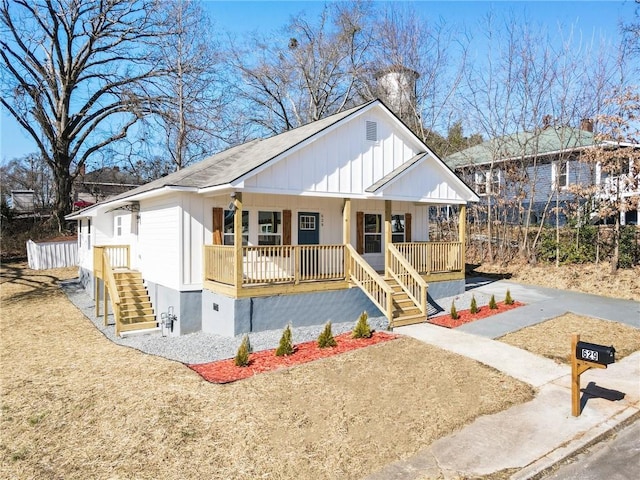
[365,153,427,193]
[444,126,595,169]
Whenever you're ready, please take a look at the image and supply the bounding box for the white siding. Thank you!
[244,109,420,196]
[138,196,180,290]
[181,193,205,289]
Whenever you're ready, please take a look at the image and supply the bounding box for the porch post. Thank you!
[343,198,351,279]
[234,192,243,293]
[459,204,466,270]
[384,200,392,277]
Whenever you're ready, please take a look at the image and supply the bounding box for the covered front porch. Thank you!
[204,194,467,327]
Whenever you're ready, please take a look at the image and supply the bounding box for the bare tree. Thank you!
[0,153,54,209]
[580,88,640,273]
[0,0,168,229]
[228,2,372,135]
[145,0,228,171]
[459,12,621,264]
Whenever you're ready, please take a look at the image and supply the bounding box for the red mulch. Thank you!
[188,331,398,384]
[429,301,525,329]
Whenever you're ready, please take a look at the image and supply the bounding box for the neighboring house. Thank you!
[10,190,36,212]
[445,122,640,226]
[67,100,478,337]
[72,166,140,208]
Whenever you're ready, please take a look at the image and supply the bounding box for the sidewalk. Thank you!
[366,280,640,480]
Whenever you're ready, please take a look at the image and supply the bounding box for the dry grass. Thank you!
[472,262,640,301]
[499,313,640,364]
[0,262,534,480]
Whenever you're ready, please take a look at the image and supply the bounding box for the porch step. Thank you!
[391,313,427,328]
[119,326,162,338]
[385,277,427,327]
[111,269,157,334]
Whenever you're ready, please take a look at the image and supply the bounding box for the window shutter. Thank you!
[283,210,292,245]
[405,213,412,242]
[356,211,364,254]
[212,207,223,245]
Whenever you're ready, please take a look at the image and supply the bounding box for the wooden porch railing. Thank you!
[93,245,130,334]
[395,242,463,274]
[204,244,345,286]
[345,245,394,322]
[388,244,428,316]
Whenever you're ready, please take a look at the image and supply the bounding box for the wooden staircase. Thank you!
[386,278,427,327]
[112,269,158,335]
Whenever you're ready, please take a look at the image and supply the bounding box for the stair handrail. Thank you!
[102,251,123,336]
[388,244,428,317]
[345,244,394,323]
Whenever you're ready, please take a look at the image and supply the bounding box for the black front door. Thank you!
[298,212,319,277]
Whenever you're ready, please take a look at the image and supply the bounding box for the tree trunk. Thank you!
[611,214,620,274]
[52,165,73,233]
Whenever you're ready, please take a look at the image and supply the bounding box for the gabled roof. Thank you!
[93,101,376,204]
[365,153,427,193]
[445,126,595,169]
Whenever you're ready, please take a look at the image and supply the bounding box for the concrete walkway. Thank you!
[367,280,640,480]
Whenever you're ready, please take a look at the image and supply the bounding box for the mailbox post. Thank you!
[571,334,616,417]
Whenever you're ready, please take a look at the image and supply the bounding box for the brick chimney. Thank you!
[580,118,594,132]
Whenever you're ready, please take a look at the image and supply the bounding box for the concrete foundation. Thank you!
[202,287,382,337]
[146,281,201,336]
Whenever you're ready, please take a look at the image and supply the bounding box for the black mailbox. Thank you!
[576,341,616,366]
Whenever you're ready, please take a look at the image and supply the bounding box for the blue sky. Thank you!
[0,0,634,163]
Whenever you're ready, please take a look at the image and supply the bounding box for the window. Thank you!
[223,210,249,245]
[78,220,82,248]
[364,213,382,253]
[475,171,487,195]
[391,214,405,243]
[299,215,316,230]
[554,161,569,189]
[258,211,282,245]
[475,169,501,195]
[115,216,122,236]
[87,219,91,248]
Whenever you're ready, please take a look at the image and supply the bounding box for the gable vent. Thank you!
[366,121,377,141]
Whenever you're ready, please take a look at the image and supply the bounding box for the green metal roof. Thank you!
[444,126,596,169]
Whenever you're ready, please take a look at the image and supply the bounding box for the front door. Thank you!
[298,212,320,277]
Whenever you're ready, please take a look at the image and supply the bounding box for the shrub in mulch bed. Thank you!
[429,301,525,329]
[189,331,398,384]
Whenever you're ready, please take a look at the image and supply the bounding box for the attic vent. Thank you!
[366,121,377,141]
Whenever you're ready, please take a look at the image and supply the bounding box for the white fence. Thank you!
[27,239,78,270]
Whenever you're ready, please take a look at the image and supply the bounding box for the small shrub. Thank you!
[275,324,294,356]
[352,311,372,338]
[450,301,458,320]
[470,295,478,314]
[317,322,337,348]
[234,334,251,367]
[505,289,514,305]
[489,294,498,310]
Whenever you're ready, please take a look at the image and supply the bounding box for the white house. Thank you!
[67,100,478,337]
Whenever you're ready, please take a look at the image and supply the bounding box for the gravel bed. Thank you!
[60,278,389,365]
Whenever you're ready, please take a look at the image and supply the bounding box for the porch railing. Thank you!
[93,245,130,332]
[203,244,346,286]
[388,244,428,316]
[345,245,394,322]
[395,242,462,274]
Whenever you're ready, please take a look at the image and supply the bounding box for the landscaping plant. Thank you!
[450,301,459,320]
[275,324,294,356]
[352,311,372,339]
[505,289,514,305]
[489,294,498,310]
[234,334,251,367]
[470,295,478,314]
[317,322,337,348]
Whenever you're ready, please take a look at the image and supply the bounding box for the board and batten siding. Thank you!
[138,196,181,291]
[242,109,421,195]
[180,192,205,289]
